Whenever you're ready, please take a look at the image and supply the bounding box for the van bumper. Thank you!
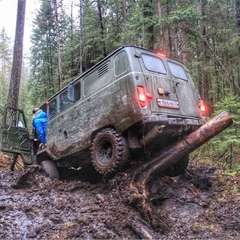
[142,114,206,126]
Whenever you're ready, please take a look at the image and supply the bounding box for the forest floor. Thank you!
[0,154,239,240]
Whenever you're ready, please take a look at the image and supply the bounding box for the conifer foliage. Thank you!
[0,0,239,161]
[28,0,240,103]
[0,29,12,121]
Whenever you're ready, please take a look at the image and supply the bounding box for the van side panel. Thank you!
[40,46,204,167]
[46,51,144,162]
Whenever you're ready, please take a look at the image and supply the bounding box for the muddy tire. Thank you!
[91,128,129,175]
[40,160,60,180]
[165,155,189,177]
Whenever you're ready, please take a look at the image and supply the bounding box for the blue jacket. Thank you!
[32,110,48,144]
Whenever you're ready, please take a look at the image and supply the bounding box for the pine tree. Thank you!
[7,0,26,108]
[0,28,12,120]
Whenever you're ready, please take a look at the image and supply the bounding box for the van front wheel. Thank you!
[40,160,60,180]
[91,128,129,176]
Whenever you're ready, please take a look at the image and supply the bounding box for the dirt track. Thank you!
[0,157,239,239]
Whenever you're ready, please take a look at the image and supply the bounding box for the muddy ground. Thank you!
[0,156,239,240]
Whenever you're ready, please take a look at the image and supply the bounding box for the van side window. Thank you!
[142,54,167,74]
[84,61,111,96]
[114,51,129,76]
[60,90,73,111]
[49,99,57,118]
[74,82,81,101]
[167,61,188,80]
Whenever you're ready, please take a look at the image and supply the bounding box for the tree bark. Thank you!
[6,0,26,171]
[96,0,107,57]
[134,111,232,186]
[79,0,83,74]
[122,0,127,23]
[118,112,233,223]
[129,217,155,240]
[166,1,172,54]
[143,0,154,49]
[236,0,240,27]
[53,0,63,90]
[236,0,240,90]
[7,0,26,108]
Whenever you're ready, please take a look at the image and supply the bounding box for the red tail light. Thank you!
[199,99,205,116]
[137,86,147,107]
[156,51,167,58]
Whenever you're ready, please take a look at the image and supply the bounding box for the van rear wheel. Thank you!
[91,128,129,175]
[40,160,60,180]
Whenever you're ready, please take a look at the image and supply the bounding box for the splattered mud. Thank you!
[0,157,239,239]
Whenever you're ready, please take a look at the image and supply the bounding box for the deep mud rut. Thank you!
[0,158,239,240]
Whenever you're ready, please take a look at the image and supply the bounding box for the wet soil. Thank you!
[0,156,239,239]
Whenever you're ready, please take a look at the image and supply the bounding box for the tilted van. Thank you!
[1,46,206,179]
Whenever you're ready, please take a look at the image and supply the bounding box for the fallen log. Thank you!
[134,111,233,187]
[119,111,233,223]
[129,217,155,240]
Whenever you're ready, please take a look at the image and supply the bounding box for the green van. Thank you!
[1,46,206,179]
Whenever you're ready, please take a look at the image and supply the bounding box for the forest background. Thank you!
[0,0,239,171]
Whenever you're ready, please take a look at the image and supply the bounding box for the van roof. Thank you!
[43,45,178,103]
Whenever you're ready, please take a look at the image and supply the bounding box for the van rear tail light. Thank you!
[198,99,205,116]
[137,86,147,107]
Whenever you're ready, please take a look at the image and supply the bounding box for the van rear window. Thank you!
[142,54,166,74]
[167,61,188,80]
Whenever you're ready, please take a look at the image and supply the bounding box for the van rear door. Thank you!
[1,106,31,155]
[135,49,200,117]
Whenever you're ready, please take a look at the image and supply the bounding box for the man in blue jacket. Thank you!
[32,108,48,148]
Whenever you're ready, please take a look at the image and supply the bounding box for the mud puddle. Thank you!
[0,160,239,239]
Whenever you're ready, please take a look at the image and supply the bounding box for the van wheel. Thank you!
[165,155,189,177]
[91,128,129,175]
[40,160,60,180]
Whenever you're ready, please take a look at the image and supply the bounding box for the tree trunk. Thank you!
[53,0,63,90]
[79,0,83,74]
[7,0,26,108]
[236,0,240,89]
[96,0,107,57]
[143,0,154,49]
[134,111,232,185]
[200,0,210,103]
[166,1,172,54]
[122,0,127,23]
[236,0,240,27]
[6,0,26,171]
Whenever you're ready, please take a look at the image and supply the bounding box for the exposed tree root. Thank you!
[113,112,233,225]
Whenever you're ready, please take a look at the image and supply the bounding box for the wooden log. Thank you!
[117,112,232,225]
[129,217,155,240]
[133,111,233,191]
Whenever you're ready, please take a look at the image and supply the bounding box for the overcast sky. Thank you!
[0,0,40,55]
[0,0,78,56]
